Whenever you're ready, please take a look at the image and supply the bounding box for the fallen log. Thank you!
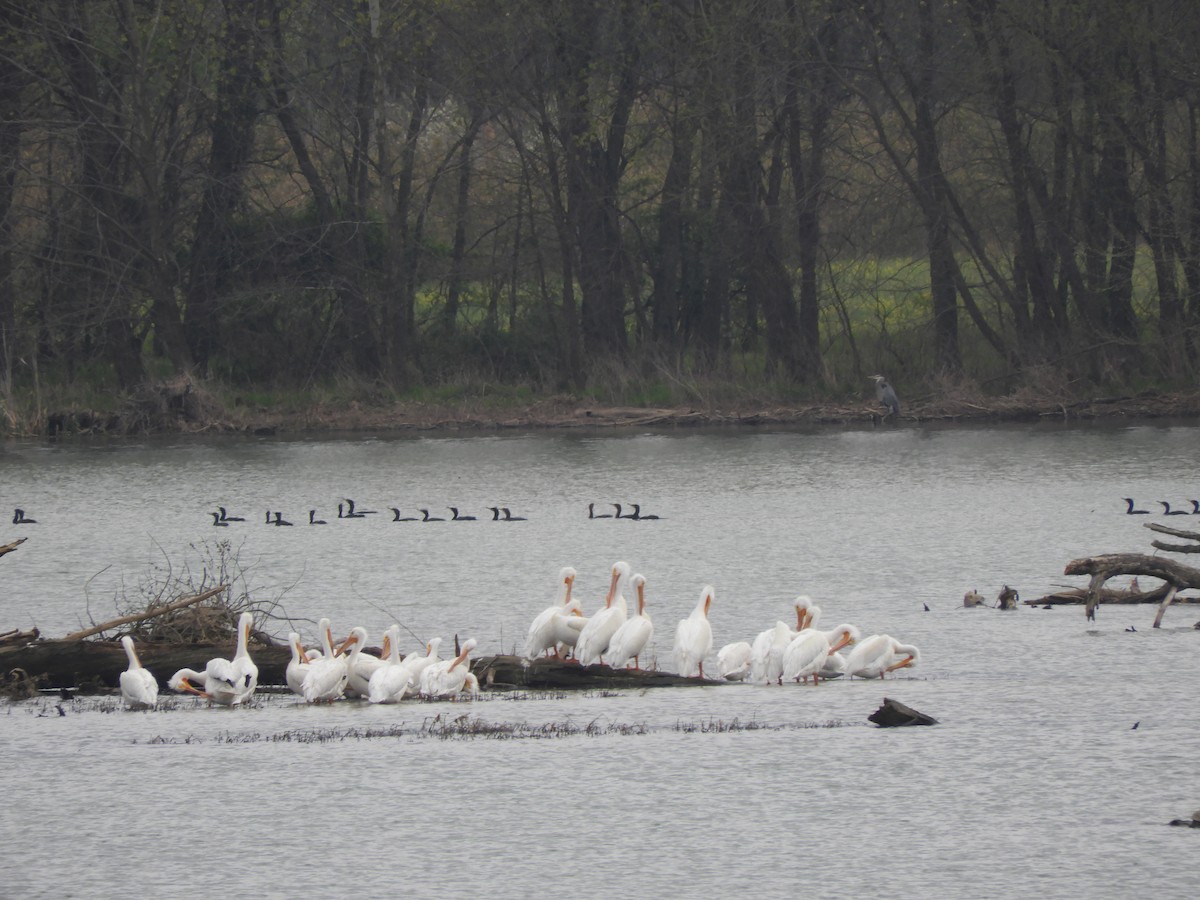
[1063,553,1200,624]
[0,638,292,691]
[0,627,40,647]
[1025,584,1192,606]
[60,585,228,641]
[0,644,720,694]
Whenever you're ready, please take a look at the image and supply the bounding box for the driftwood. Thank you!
[1026,580,1187,606]
[0,537,27,558]
[1146,521,1200,554]
[868,697,938,727]
[60,585,228,641]
[0,627,40,647]
[1063,553,1200,624]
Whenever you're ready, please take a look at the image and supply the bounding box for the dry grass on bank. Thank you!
[5,369,1200,438]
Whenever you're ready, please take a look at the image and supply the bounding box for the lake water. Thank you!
[2,422,1198,898]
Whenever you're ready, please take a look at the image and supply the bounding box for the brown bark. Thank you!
[1064,553,1200,622]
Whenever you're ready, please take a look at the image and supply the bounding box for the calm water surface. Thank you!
[2,423,1198,898]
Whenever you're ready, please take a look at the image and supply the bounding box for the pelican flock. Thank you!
[147,563,919,712]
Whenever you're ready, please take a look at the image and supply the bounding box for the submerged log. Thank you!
[471,655,720,690]
[868,697,938,727]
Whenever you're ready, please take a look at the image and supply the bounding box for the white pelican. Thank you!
[397,636,443,689]
[167,611,257,706]
[781,624,860,685]
[845,634,921,679]
[419,638,478,698]
[119,635,158,709]
[574,561,631,666]
[605,573,653,669]
[673,585,714,678]
[821,649,848,679]
[716,641,753,681]
[523,567,582,659]
[285,632,311,697]
[229,611,258,703]
[344,628,389,698]
[301,618,353,702]
[368,625,412,704]
[749,598,814,684]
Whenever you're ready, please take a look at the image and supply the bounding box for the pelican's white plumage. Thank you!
[673,585,715,678]
[523,567,581,659]
[301,618,352,702]
[749,598,814,684]
[285,632,311,696]
[716,641,753,681]
[368,625,411,704]
[845,634,920,679]
[605,573,653,669]
[574,561,631,666]
[397,637,443,689]
[781,624,859,684]
[420,638,478,698]
[228,611,258,703]
[345,628,388,698]
[167,611,256,706]
[119,635,158,709]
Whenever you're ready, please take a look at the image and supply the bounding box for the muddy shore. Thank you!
[36,384,1200,438]
[267,390,1200,433]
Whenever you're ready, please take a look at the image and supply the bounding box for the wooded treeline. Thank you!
[1,0,1199,399]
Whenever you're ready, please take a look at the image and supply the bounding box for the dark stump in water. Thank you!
[868,696,938,727]
[473,655,720,690]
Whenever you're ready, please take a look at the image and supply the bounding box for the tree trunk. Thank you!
[442,113,481,337]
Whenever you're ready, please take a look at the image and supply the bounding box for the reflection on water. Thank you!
[2,423,1198,897]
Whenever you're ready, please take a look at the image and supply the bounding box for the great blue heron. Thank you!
[870,375,900,417]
